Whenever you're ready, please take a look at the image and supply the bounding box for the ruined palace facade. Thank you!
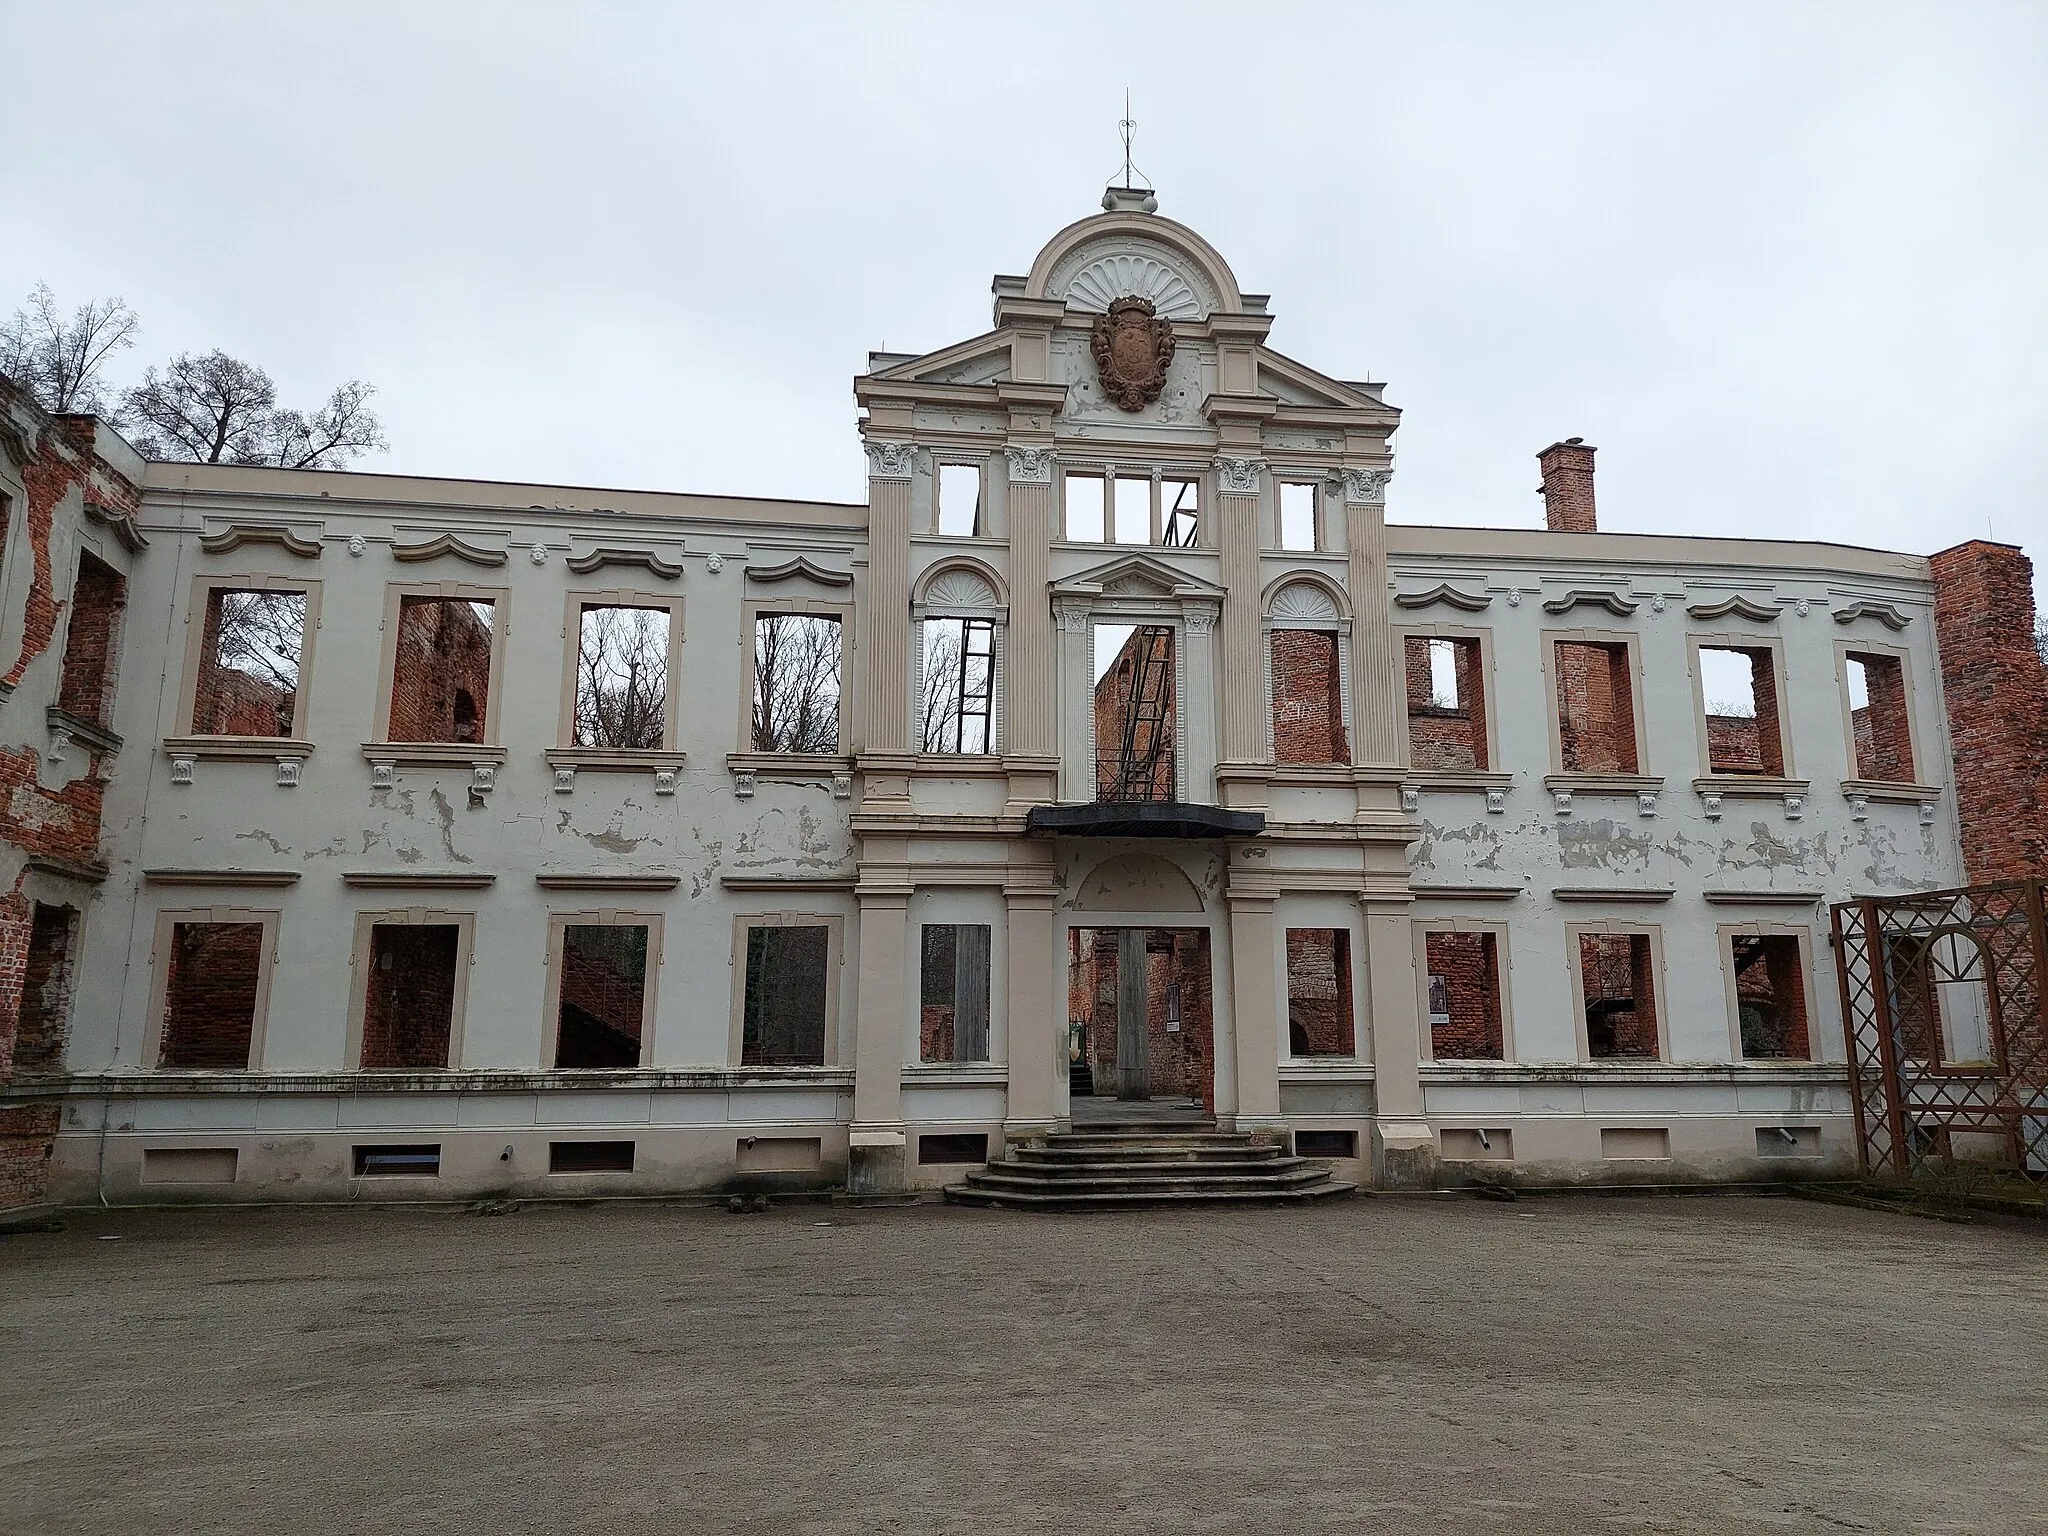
[2,187,2042,1209]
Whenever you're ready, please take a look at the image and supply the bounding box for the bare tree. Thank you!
[213,590,306,692]
[575,605,668,749]
[120,350,387,469]
[0,283,139,414]
[752,614,841,753]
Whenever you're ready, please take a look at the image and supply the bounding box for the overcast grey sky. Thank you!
[4,1,2043,600]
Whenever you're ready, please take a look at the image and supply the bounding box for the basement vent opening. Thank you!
[141,1147,239,1184]
[549,1140,635,1174]
[1294,1129,1357,1159]
[352,1144,442,1177]
[917,1132,990,1165]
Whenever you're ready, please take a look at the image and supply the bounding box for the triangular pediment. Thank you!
[871,329,1012,388]
[1256,348,1390,412]
[1050,553,1229,603]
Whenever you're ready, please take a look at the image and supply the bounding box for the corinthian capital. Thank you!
[1004,446,1055,485]
[1214,457,1265,496]
[1340,467,1392,506]
[863,440,917,480]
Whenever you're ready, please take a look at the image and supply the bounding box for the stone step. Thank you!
[1012,1144,1287,1166]
[962,1164,1335,1193]
[1045,1131,1265,1149]
[990,1155,1325,1179]
[944,1179,1358,1210]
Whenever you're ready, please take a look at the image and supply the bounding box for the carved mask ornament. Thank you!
[1090,294,1176,412]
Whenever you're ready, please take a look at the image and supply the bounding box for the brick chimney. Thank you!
[1538,438,1597,533]
[1930,539,2048,885]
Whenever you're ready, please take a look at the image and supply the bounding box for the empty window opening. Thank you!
[1286,928,1354,1057]
[741,924,829,1066]
[158,921,264,1068]
[141,1147,239,1184]
[1113,476,1150,544]
[353,1144,441,1177]
[936,464,982,537]
[1579,933,1660,1058]
[1279,482,1318,551]
[1555,640,1638,773]
[57,553,125,727]
[361,923,460,1070]
[555,923,649,1069]
[1064,472,1105,542]
[1295,1129,1358,1159]
[574,604,668,750]
[920,923,992,1062]
[1731,934,1811,1060]
[1846,652,1915,782]
[1271,630,1348,764]
[1094,624,1176,801]
[920,617,995,754]
[917,1132,990,1165]
[390,596,494,744]
[12,903,80,1073]
[1405,636,1488,770]
[1884,929,1995,1068]
[1699,646,1783,775]
[1161,479,1199,547]
[1425,931,1505,1059]
[194,588,304,737]
[549,1140,635,1174]
[752,613,841,753]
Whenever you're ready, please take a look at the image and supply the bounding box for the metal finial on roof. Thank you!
[1103,89,1157,212]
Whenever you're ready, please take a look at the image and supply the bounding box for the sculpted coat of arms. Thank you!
[1090,294,1176,411]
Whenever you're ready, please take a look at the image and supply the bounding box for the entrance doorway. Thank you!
[1067,927,1214,1119]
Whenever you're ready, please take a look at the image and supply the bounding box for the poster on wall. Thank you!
[1427,973,1452,1026]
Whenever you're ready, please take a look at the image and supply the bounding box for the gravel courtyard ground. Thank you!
[3,1192,2044,1535]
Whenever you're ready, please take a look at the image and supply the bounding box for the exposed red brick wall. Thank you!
[1285,928,1353,1055]
[10,904,77,1073]
[1701,647,1783,775]
[1579,933,1659,1058]
[55,554,124,727]
[1424,930,1503,1058]
[1847,652,1915,783]
[555,924,646,1068]
[159,921,264,1068]
[1732,934,1810,1060]
[1093,626,1175,800]
[361,924,460,1069]
[0,1103,59,1210]
[1931,540,2048,884]
[1537,439,1597,533]
[1271,630,1349,764]
[193,590,297,736]
[1071,928,1213,1108]
[388,597,494,744]
[1405,636,1488,770]
[1556,641,1638,773]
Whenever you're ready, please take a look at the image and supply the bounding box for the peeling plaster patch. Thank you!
[1556,819,1654,873]
[427,788,471,864]
[688,834,724,899]
[556,811,573,832]
[582,824,646,855]
[235,828,289,855]
[1722,824,1838,877]
[360,830,383,855]
[397,846,423,864]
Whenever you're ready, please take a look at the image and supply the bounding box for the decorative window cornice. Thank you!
[198,522,320,559]
[564,546,684,580]
[390,532,508,568]
[1393,582,1490,613]
[1832,599,1911,631]
[748,555,854,589]
[1686,594,1781,623]
[1541,588,1639,617]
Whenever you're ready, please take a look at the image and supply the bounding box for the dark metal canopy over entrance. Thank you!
[1831,878,2048,1179]
[1024,802,1265,839]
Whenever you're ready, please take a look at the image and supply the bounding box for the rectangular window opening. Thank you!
[352,1144,441,1177]
[919,617,995,754]
[1295,1129,1358,1159]
[1555,640,1638,773]
[1271,629,1349,765]
[751,613,841,753]
[195,587,305,737]
[1731,933,1811,1060]
[936,464,982,537]
[57,553,125,728]
[1425,931,1505,1059]
[13,902,80,1073]
[1161,479,1199,547]
[1064,472,1105,542]
[917,1132,990,1165]
[741,924,829,1066]
[549,1140,635,1174]
[1700,646,1783,775]
[555,923,649,1068]
[141,1147,240,1184]
[361,923,459,1070]
[1093,623,1176,802]
[920,923,992,1063]
[159,920,264,1068]
[1279,482,1318,551]
[574,604,668,749]
[1286,928,1354,1057]
[1112,476,1150,545]
[1846,652,1914,782]
[1580,932,1660,1059]
[389,596,494,745]
[1405,636,1489,770]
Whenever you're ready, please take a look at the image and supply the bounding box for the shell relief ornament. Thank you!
[1090,294,1176,412]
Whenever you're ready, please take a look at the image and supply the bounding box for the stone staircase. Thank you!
[943,1119,1357,1210]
